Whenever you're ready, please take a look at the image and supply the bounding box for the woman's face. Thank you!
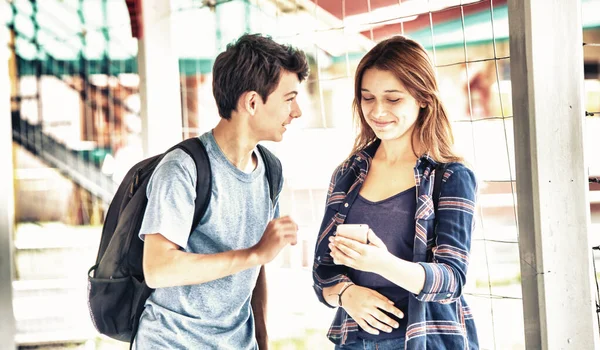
[360,68,422,142]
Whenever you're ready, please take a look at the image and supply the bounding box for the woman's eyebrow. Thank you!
[360,88,405,94]
[384,89,405,93]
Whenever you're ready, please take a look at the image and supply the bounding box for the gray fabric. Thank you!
[133,131,277,350]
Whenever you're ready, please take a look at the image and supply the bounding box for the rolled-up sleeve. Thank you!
[416,168,477,304]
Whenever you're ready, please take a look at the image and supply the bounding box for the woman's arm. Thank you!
[322,281,404,335]
[415,168,477,303]
[312,164,352,307]
[330,167,477,303]
[321,282,350,307]
[331,230,425,294]
[329,233,425,295]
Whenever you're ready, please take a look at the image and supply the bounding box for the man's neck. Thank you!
[212,118,257,172]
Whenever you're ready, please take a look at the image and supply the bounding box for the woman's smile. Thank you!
[370,119,396,129]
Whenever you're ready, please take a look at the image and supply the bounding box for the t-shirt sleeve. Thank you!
[138,150,197,249]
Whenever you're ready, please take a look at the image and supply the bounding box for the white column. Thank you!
[0,24,16,350]
[508,1,599,349]
[137,0,183,157]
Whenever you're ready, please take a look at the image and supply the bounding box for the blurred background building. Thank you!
[1,0,600,349]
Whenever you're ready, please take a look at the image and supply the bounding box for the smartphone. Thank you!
[336,224,369,244]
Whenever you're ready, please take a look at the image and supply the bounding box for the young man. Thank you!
[133,34,309,349]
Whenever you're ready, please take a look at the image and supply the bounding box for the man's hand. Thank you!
[329,229,389,274]
[252,216,298,264]
[340,285,404,335]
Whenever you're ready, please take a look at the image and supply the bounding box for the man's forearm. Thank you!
[252,265,268,349]
[144,242,263,289]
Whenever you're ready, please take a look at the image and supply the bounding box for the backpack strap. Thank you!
[256,144,282,206]
[173,138,212,233]
[433,162,448,219]
[129,138,212,349]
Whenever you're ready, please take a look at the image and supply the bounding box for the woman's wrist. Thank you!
[338,282,355,307]
[323,281,352,307]
[371,250,394,276]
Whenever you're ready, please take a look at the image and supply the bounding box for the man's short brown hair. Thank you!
[212,33,309,120]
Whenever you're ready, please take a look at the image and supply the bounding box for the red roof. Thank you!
[125,0,507,41]
[125,0,142,38]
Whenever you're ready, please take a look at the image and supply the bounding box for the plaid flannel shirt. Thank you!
[312,140,479,350]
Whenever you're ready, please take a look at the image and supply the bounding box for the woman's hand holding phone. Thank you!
[329,227,389,274]
[330,226,404,334]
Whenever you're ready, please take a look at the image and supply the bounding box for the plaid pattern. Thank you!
[313,140,479,349]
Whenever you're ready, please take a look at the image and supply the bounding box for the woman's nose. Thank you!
[371,102,386,119]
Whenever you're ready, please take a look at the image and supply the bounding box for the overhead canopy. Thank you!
[4,0,600,75]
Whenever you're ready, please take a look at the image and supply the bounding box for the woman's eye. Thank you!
[362,96,374,101]
[388,98,400,103]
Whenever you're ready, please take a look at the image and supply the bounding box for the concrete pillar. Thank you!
[137,0,183,157]
[508,1,599,348]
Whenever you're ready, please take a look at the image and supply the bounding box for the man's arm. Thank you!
[251,265,268,349]
[143,233,260,288]
[143,217,298,289]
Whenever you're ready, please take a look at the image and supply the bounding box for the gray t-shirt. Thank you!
[133,131,278,350]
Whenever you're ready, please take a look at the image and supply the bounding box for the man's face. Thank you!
[252,70,302,142]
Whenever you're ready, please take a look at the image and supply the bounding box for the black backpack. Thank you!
[87,137,282,343]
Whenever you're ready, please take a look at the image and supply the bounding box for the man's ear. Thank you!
[242,91,259,116]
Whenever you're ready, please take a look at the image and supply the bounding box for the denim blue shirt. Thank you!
[312,140,479,349]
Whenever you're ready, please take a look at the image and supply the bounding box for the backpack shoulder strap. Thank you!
[256,144,282,205]
[433,162,448,217]
[172,137,212,232]
[127,138,210,348]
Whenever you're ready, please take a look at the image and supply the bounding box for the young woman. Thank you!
[312,36,479,350]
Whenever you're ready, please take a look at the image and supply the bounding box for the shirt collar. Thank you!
[355,139,437,170]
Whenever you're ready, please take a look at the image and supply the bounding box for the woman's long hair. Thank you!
[351,36,462,163]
